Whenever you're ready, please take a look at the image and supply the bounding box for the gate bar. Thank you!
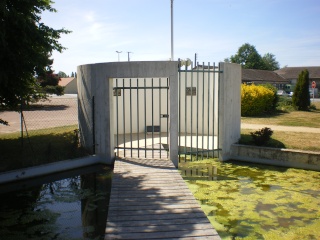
[202,62,205,159]
[116,79,119,157]
[207,63,211,158]
[130,78,133,157]
[159,78,162,159]
[137,78,140,158]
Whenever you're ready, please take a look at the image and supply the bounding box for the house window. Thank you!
[186,87,196,96]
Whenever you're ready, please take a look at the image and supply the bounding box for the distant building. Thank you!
[242,69,289,89]
[275,67,320,90]
[59,77,77,94]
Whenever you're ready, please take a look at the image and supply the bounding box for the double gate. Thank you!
[114,61,221,161]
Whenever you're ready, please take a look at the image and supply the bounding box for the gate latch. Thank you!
[161,114,169,118]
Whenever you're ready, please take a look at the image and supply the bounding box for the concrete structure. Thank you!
[77,61,241,166]
[59,77,78,94]
[231,144,320,171]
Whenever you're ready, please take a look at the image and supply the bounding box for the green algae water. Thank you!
[179,159,320,240]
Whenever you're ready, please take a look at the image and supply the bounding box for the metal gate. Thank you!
[113,77,170,159]
[178,61,221,162]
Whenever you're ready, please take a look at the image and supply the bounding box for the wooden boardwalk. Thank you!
[105,158,221,239]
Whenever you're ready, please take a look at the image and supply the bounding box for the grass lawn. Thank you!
[240,101,320,152]
[241,101,320,128]
[0,125,90,173]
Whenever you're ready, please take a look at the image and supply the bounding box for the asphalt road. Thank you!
[0,95,78,134]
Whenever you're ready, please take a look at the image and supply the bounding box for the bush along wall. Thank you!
[241,84,276,116]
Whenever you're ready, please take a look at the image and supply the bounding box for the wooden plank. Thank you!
[105,158,221,239]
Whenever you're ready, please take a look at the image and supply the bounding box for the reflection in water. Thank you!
[180,159,320,240]
[0,164,112,240]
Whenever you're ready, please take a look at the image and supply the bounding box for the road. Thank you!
[0,95,78,134]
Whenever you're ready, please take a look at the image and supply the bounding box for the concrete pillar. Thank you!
[218,63,242,160]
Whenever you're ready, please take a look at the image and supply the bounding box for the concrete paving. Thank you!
[241,123,320,133]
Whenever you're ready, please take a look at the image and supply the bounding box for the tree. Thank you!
[0,0,70,124]
[71,72,75,77]
[262,53,280,71]
[37,71,65,96]
[292,70,310,111]
[230,43,265,69]
[229,43,280,70]
[58,71,68,78]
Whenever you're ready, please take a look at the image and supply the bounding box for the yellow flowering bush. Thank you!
[241,84,275,116]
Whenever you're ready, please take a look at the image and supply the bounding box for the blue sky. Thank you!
[42,0,320,75]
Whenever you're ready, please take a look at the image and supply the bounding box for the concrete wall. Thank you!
[219,63,242,160]
[231,144,320,171]
[77,61,241,166]
[77,61,179,166]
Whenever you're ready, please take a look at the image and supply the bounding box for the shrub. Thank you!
[250,127,273,146]
[241,84,276,116]
[261,83,278,111]
[277,96,295,112]
[292,70,310,111]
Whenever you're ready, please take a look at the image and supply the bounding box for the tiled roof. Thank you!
[59,77,75,87]
[242,69,288,83]
[275,66,320,79]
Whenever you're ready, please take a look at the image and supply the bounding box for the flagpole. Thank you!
[171,0,174,61]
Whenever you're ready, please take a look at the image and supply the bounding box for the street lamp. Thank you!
[116,51,122,61]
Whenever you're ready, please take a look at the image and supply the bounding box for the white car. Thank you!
[277,90,289,97]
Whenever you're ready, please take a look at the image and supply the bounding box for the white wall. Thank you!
[113,77,169,135]
[112,71,219,136]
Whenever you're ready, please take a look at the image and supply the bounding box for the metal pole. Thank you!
[116,51,122,61]
[20,99,23,148]
[171,0,174,61]
[127,52,132,62]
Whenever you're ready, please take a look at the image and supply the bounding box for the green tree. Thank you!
[229,43,280,70]
[230,43,265,69]
[58,71,68,78]
[262,53,280,71]
[292,70,310,111]
[0,0,70,124]
[37,71,65,95]
[71,72,75,77]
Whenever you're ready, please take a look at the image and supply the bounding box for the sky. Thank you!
[41,0,320,75]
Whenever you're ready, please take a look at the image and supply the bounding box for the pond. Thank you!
[179,159,320,240]
[0,164,112,240]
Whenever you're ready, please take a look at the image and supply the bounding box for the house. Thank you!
[275,66,320,90]
[242,69,289,89]
[59,77,77,94]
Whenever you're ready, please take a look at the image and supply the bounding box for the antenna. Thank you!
[127,52,133,61]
